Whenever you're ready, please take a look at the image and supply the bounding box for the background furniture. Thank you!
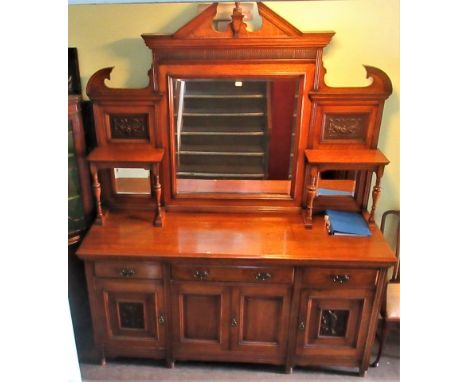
[68,93,95,360]
[68,95,93,242]
[77,3,397,377]
[371,210,400,367]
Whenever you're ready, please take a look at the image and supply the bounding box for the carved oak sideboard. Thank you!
[76,2,397,377]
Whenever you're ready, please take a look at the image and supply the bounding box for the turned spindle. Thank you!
[90,164,105,225]
[368,166,384,224]
[304,167,318,228]
[151,163,163,227]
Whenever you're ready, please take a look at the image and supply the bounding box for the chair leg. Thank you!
[371,319,389,367]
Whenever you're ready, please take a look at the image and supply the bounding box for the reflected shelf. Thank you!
[182,93,265,99]
[178,144,265,156]
[179,130,264,136]
[176,110,265,117]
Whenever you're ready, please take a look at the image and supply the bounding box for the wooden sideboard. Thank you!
[77,210,395,376]
[76,2,397,377]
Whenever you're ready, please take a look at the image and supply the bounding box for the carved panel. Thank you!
[322,114,368,141]
[102,285,164,345]
[110,114,149,140]
[319,309,349,337]
[156,47,318,62]
[118,302,145,329]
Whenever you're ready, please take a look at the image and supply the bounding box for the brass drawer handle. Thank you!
[193,270,209,281]
[330,274,350,284]
[120,267,136,277]
[231,317,238,327]
[298,321,305,331]
[255,272,272,281]
[159,313,166,325]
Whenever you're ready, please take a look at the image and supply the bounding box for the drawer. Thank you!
[94,261,162,280]
[171,264,294,284]
[302,267,378,289]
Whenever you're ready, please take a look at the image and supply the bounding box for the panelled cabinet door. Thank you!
[230,285,291,359]
[295,288,374,361]
[171,282,230,355]
[94,278,166,352]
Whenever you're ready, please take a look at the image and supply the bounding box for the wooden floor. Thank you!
[79,330,399,381]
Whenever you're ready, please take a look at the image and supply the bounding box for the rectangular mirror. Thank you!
[171,78,299,196]
[113,168,150,195]
[317,170,356,197]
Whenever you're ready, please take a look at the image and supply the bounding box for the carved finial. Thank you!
[229,1,248,37]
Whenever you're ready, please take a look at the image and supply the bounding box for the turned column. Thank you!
[304,166,319,229]
[151,163,163,227]
[368,166,384,224]
[90,163,106,225]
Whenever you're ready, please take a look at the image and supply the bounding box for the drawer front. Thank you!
[171,264,294,284]
[94,261,162,280]
[302,267,377,289]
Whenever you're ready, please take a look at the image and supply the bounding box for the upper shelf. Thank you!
[305,149,389,166]
[88,146,164,164]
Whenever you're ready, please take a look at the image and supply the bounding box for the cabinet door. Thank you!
[94,278,166,354]
[230,285,291,359]
[171,282,230,356]
[295,288,374,361]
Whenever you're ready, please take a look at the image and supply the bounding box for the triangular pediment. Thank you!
[173,2,303,39]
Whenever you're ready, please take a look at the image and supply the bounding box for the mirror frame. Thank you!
[158,63,314,212]
[139,2,335,213]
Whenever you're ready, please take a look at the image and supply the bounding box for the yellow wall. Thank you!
[68,0,400,218]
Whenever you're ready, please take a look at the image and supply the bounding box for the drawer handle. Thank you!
[159,313,166,325]
[231,317,238,327]
[331,274,351,284]
[120,267,136,277]
[298,321,305,331]
[193,270,209,281]
[255,272,272,281]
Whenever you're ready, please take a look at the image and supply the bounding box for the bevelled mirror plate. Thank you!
[317,170,357,198]
[171,78,300,196]
[114,168,151,195]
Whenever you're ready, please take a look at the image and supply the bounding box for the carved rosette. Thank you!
[110,114,149,140]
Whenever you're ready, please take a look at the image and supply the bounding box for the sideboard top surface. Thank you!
[77,211,396,266]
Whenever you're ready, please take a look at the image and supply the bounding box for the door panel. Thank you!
[296,288,373,359]
[95,278,165,349]
[172,282,230,354]
[183,294,222,340]
[231,285,291,358]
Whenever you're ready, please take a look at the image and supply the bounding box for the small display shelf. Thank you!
[87,146,165,226]
[303,149,389,228]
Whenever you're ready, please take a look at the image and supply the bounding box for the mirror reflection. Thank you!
[172,78,299,195]
[317,171,356,197]
[114,168,150,195]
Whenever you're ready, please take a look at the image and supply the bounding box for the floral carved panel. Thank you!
[322,114,368,141]
[110,114,149,140]
[319,309,349,337]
